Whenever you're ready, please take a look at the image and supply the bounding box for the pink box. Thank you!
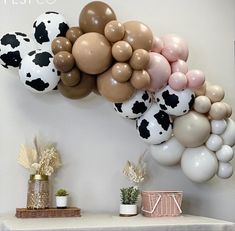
[141,191,183,217]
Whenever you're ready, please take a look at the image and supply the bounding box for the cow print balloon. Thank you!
[33,11,69,49]
[154,85,195,116]
[19,50,60,93]
[136,104,173,144]
[0,32,34,70]
[113,91,152,119]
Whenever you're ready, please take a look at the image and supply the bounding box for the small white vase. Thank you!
[119,204,137,217]
[56,196,68,208]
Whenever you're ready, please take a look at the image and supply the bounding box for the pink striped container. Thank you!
[141,191,183,217]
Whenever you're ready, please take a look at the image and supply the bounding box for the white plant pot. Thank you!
[120,204,137,216]
[56,196,68,208]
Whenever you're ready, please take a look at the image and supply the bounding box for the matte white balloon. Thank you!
[211,120,227,135]
[150,137,185,166]
[221,119,235,146]
[205,134,223,152]
[216,145,234,162]
[217,162,233,179]
[181,146,218,183]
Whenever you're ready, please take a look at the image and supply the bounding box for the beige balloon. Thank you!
[209,102,227,120]
[206,85,225,103]
[194,81,207,96]
[112,41,133,62]
[129,49,150,70]
[193,96,211,114]
[173,111,211,148]
[130,70,151,90]
[224,102,233,118]
[104,20,125,43]
[112,63,132,83]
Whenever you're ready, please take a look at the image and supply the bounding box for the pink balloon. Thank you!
[186,70,205,89]
[171,60,188,74]
[161,34,189,62]
[168,72,188,91]
[147,52,171,92]
[151,36,164,53]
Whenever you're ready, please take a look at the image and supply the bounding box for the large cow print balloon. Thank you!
[19,50,60,93]
[0,32,34,70]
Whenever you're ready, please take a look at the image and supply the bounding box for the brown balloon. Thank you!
[53,51,75,73]
[130,70,151,90]
[58,73,96,99]
[112,62,132,83]
[72,32,112,75]
[123,21,153,51]
[61,67,81,87]
[104,20,125,43]
[51,37,72,55]
[112,41,133,62]
[129,49,150,70]
[97,68,135,102]
[79,1,116,34]
[66,27,83,44]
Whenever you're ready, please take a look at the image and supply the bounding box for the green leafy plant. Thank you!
[120,187,139,205]
[55,189,69,197]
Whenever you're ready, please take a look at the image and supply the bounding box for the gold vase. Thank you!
[27,174,49,209]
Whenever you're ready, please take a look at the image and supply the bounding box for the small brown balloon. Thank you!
[130,70,151,90]
[112,41,133,62]
[97,68,135,102]
[53,51,75,73]
[123,21,153,51]
[66,27,83,44]
[52,37,72,55]
[104,20,125,43]
[209,102,227,120]
[129,49,150,70]
[61,67,81,87]
[58,73,96,99]
[112,63,132,83]
[79,1,116,34]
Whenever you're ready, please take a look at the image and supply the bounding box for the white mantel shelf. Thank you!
[0,213,234,231]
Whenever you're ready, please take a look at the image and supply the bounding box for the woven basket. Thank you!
[141,191,183,217]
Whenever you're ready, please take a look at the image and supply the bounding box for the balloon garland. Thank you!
[0,1,234,183]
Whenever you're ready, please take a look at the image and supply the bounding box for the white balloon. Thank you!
[221,119,235,146]
[113,91,152,119]
[211,120,227,135]
[217,162,233,179]
[216,145,234,162]
[150,137,185,166]
[205,134,223,152]
[181,146,218,183]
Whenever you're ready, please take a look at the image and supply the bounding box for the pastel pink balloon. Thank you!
[171,60,188,74]
[186,70,205,89]
[161,34,189,62]
[151,36,164,53]
[147,52,171,92]
[168,72,188,91]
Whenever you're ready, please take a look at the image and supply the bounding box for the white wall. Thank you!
[0,0,235,222]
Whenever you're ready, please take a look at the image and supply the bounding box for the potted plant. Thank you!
[55,189,69,209]
[120,186,139,216]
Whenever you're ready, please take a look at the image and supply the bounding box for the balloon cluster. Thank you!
[0,1,234,183]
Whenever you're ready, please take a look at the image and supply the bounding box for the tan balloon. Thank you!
[51,37,72,55]
[129,49,150,70]
[173,111,211,148]
[194,81,207,96]
[79,1,116,34]
[123,21,153,51]
[193,96,211,114]
[112,63,132,83]
[61,67,81,87]
[104,20,125,43]
[206,85,225,103]
[209,102,227,120]
[53,51,75,73]
[112,41,133,62]
[72,32,112,75]
[66,27,83,44]
[58,73,96,99]
[130,70,151,90]
[97,68,135,102]
[224,102,233,118]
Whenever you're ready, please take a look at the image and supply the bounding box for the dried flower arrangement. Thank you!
[18,137,61,176]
